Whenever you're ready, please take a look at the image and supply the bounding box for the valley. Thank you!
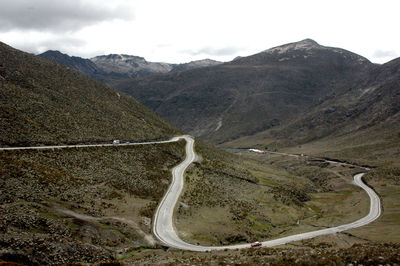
[1,39,399,265]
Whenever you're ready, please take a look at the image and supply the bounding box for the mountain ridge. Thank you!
[116,39,378,145]
[39,50,222,87]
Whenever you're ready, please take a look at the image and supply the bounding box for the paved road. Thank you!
[0,137,181,151]
[263,150,371,171]
[153,136,381,251]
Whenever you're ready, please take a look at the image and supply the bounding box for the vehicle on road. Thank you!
[251,242,262,247]
[113,140,120,145]
[249,149,265,154]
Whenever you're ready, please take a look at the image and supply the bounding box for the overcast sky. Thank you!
[0,0,399,64]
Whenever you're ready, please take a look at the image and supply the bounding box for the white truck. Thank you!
[113,140,120,145]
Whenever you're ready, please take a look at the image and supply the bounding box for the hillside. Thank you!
[1,42,179,147]
[274,56,400,146]
[116,39,374,144]
[225,57,400,166]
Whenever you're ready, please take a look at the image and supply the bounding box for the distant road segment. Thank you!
[0,137,181,151]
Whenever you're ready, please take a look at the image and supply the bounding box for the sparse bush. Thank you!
[139,202,158,218]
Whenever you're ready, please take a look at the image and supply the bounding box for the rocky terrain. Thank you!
[170,58,221,72]
[0,142,185,265]
[122,242,400,265]
[91,54,173,77]
[228,56,400,150]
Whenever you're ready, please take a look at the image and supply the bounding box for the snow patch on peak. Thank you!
[265,39,321,54]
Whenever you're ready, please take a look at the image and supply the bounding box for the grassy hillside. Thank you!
[0,42,179,146]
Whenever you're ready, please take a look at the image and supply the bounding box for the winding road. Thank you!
[1,135,381,251]
[152,136,381,251]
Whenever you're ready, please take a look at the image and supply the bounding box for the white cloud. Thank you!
[0,0,134,32]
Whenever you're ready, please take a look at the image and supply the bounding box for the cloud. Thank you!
[183,46,243,57]
[373,49,398,58]
[0,0,134,33]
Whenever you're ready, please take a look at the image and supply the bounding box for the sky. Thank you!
[0,0,399,64]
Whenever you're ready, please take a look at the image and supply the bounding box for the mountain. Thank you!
[270,57,400,145]
[170,58,221,72]
[39,51,222,87]
[91,54,221,76]
[38,50,101,77]
[90,54,173,77]
[259,56,400,165]
[1,42,179,146]
[116,39,374,144]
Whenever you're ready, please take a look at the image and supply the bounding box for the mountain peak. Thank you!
[39,50,70,59]
[39,50,100,77]
[265,39,321,54]
[298,38,319,45]
[40,50,63,55]
[92,54,145,61]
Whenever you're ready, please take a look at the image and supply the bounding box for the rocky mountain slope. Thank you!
[170,58,221,72]
[39,50,221,87]
[116,39,374,144]
[270,57,400,145]
[91,54,173,77]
